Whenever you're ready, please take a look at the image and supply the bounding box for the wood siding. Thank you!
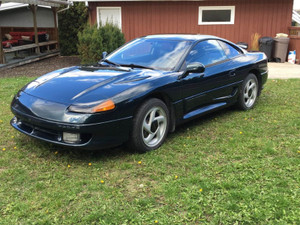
[89,0,293,46]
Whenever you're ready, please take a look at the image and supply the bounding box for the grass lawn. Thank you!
[0,77,299,224]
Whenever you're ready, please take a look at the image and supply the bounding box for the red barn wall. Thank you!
[89,0,293,46]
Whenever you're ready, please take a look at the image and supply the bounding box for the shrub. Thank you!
[58,3,88,56]
[77,25,103,64]
[100,23,126,54]
[77,23,125,64]
[250,33,261,51]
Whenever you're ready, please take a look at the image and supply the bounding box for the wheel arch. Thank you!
[136,92,176,133]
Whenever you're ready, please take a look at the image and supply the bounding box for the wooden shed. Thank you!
[0,0,69,66]
[86,0,299,62]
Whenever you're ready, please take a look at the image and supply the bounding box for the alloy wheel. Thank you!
[244,78,258,108]
[142,106,167,147]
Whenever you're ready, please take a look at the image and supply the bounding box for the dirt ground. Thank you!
[0,56,81,78]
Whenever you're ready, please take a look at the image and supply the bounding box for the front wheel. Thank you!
[237,73,259,110]
[129,98,169,153]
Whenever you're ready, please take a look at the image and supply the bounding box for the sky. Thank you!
[294,0,300,10]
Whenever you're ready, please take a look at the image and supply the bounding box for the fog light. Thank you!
[12,117,17,123]
[63,132,81,143]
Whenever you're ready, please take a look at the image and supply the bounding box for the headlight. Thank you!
[68,99,115,114]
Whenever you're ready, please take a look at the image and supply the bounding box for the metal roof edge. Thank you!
[0,3,51,11]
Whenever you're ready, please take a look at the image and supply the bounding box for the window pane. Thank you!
[186,40,227,66]
[122,41,153,58]
[202,10,231,22]
[98,7,121,29]
[108,39,192,71]
[218,41,241,58]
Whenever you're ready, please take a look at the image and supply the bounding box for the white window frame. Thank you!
[198,6,235,25]
[96,6,122,30]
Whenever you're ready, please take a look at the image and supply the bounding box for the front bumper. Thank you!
[261,70,268,86]
[11,108,132,150]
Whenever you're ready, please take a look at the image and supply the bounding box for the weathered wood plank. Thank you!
[3,41,58,54]
[3,44,38,53]
[38,41,58,47]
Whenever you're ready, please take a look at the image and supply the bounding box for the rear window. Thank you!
[218,41,242,58]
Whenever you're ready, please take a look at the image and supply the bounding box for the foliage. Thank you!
[0,77,300,224]
[99,23,126,54]
[77,23,125,64]
[58,3,88,56]
[77,25,103,65]
[250,33,261,51]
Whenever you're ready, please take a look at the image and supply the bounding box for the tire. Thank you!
[237,73,259,110]
[128,98,169,153]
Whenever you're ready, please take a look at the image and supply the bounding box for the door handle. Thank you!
[198,73,204,78]
[229,70,236,77]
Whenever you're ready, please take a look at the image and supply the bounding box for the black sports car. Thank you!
[11,34,268,153]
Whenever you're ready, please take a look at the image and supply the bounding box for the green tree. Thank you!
[58,3,88,56]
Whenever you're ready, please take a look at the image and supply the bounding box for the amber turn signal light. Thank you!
[92,99,115,113]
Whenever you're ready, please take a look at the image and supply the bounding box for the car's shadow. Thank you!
[26,105,239,162]
[32,139,132,161]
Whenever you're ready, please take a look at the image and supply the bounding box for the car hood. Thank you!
[22,66,163,104]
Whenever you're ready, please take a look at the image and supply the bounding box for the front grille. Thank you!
[15,118,92,145]
[20,120,61,142]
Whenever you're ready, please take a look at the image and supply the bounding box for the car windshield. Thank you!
[106,38,193,71]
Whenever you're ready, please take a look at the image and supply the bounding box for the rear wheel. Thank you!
[129,98,169,153]
[237,73,259,110]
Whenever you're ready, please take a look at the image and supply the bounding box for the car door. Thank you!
[179,39,239,118]
[217,40,246,83]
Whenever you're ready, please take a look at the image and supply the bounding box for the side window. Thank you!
[186,40,227,66]
[218,41,241,58]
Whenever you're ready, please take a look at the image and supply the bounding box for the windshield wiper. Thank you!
[99,59,121,67]
[121,63,153,70]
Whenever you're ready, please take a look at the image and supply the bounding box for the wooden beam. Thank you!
[0,26,4,64]
[0,1,4,64]
[52,7,59,49]
[30,4,40,54]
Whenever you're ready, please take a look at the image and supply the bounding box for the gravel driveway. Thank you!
[0,56,81,78]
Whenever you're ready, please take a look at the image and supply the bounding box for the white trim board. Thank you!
[96,6,122,30]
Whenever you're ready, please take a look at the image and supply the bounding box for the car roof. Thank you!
[143,34,218,42]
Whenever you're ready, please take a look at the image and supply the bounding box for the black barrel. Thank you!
[259,37,274,61]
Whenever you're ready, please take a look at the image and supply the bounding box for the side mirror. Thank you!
[102,51,107,59]
[179,62,205,79]
[186,62,205,74]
